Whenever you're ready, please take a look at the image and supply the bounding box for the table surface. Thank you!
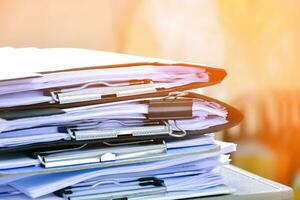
[196,165,294,200]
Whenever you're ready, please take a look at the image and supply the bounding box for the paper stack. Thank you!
[0,48,242,200]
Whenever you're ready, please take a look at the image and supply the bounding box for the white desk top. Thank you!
[196,165,293,200]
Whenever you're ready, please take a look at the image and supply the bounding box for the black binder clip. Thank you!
[148,97,193,120]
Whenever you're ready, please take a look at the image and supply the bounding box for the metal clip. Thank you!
[58,177,166,200]
[148,97,193,120]
[66,120,172,141]
[168,120,187,138]
[163,91,189,100]
[50,80,157,104]
[102,139,156,147]
[36,140,167,168]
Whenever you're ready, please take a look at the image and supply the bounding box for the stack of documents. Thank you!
[0,47,242,199]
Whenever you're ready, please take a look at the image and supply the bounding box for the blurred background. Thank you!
[0,0,299,197]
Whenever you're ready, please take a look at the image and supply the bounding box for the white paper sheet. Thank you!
[0,136,216,170]
[9,141,235,198]
[0,99,227,147]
